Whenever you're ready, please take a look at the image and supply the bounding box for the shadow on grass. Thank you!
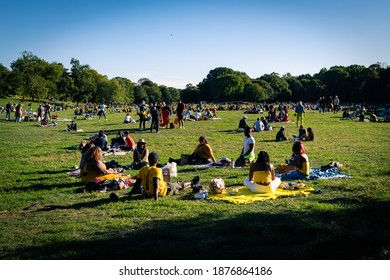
[219,129,242,134]
[3,182,84,192]
[22,169,71,175]
[3,198,389,260]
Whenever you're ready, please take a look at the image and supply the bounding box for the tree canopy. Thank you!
[1,52,389,104]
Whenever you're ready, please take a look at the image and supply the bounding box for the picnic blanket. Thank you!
[103,147,133,156]
[208,186,316,204]
[307,167,351,180]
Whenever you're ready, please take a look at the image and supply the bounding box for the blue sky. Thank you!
[1,0,389,88]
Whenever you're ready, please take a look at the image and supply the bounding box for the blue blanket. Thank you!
[308,167,352,180]
[278,167,352,181]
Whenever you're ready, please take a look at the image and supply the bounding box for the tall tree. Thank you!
[0,64,11,97]
[70,58,97,103]
[113,77,135,104]
[10,51,50,100]
[256,73,291,101]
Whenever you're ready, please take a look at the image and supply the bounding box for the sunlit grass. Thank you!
[0,97,389,259]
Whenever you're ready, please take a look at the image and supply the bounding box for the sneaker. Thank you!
[191,176,200,185]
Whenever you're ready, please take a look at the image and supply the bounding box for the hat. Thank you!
[137,138,146,144]
[280,126,285,131]
[124,131,129,135]
[243,115,247,119]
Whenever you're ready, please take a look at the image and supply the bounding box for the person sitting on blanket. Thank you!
[127,152,186,200]
[280,141,310,180]
[119,131,136,151]
[190,136,216,164]
[244,151,281,194]
[132,138,149,170]
[111,131,126,147]
[168,136,216,165]
[80,146,125,183]
[67,120,77,132]
[234,127,256,167]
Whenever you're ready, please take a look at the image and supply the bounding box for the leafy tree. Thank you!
[113,77,135,104]
[45,62,67,99]
[57,71,74,101]
[160,85,180,103]
[243,82,267,102]
[210,74,245,101]
[10,51,50,100]
[256,73,291,101]
[139,79,161,103]
[199,67,250,102]
[318,66,350,101]
[0,63,11,97]
[133,84,148,104]
[181,83,200,103]
[70,58,97,103]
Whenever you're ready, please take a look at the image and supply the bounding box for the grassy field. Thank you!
[0,98,389,260]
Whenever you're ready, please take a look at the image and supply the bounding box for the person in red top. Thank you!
[160,102,171,128]
[120,131,136,151]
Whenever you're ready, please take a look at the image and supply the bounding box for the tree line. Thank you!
[1,51,389,104]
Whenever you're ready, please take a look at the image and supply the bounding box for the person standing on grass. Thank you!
[138,100,147,130]
[149,103,160,133]
[294,101,305,127]
[244,151,281,194]
[5,102,12,121]
[98,102,107,120]
[333,95,340,113]
[15,103,23,122]
[176,99,185,129]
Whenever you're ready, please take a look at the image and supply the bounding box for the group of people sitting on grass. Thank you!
[77,124,315,201]
[275,125,314,142]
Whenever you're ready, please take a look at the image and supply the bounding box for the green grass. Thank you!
[0,98,389,260]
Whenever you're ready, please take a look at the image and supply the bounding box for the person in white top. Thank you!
[252,117,265,132]
[333,95,340,113]
[234,127,256,167]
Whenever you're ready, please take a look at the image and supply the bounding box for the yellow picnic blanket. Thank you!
[208,186,315,204]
